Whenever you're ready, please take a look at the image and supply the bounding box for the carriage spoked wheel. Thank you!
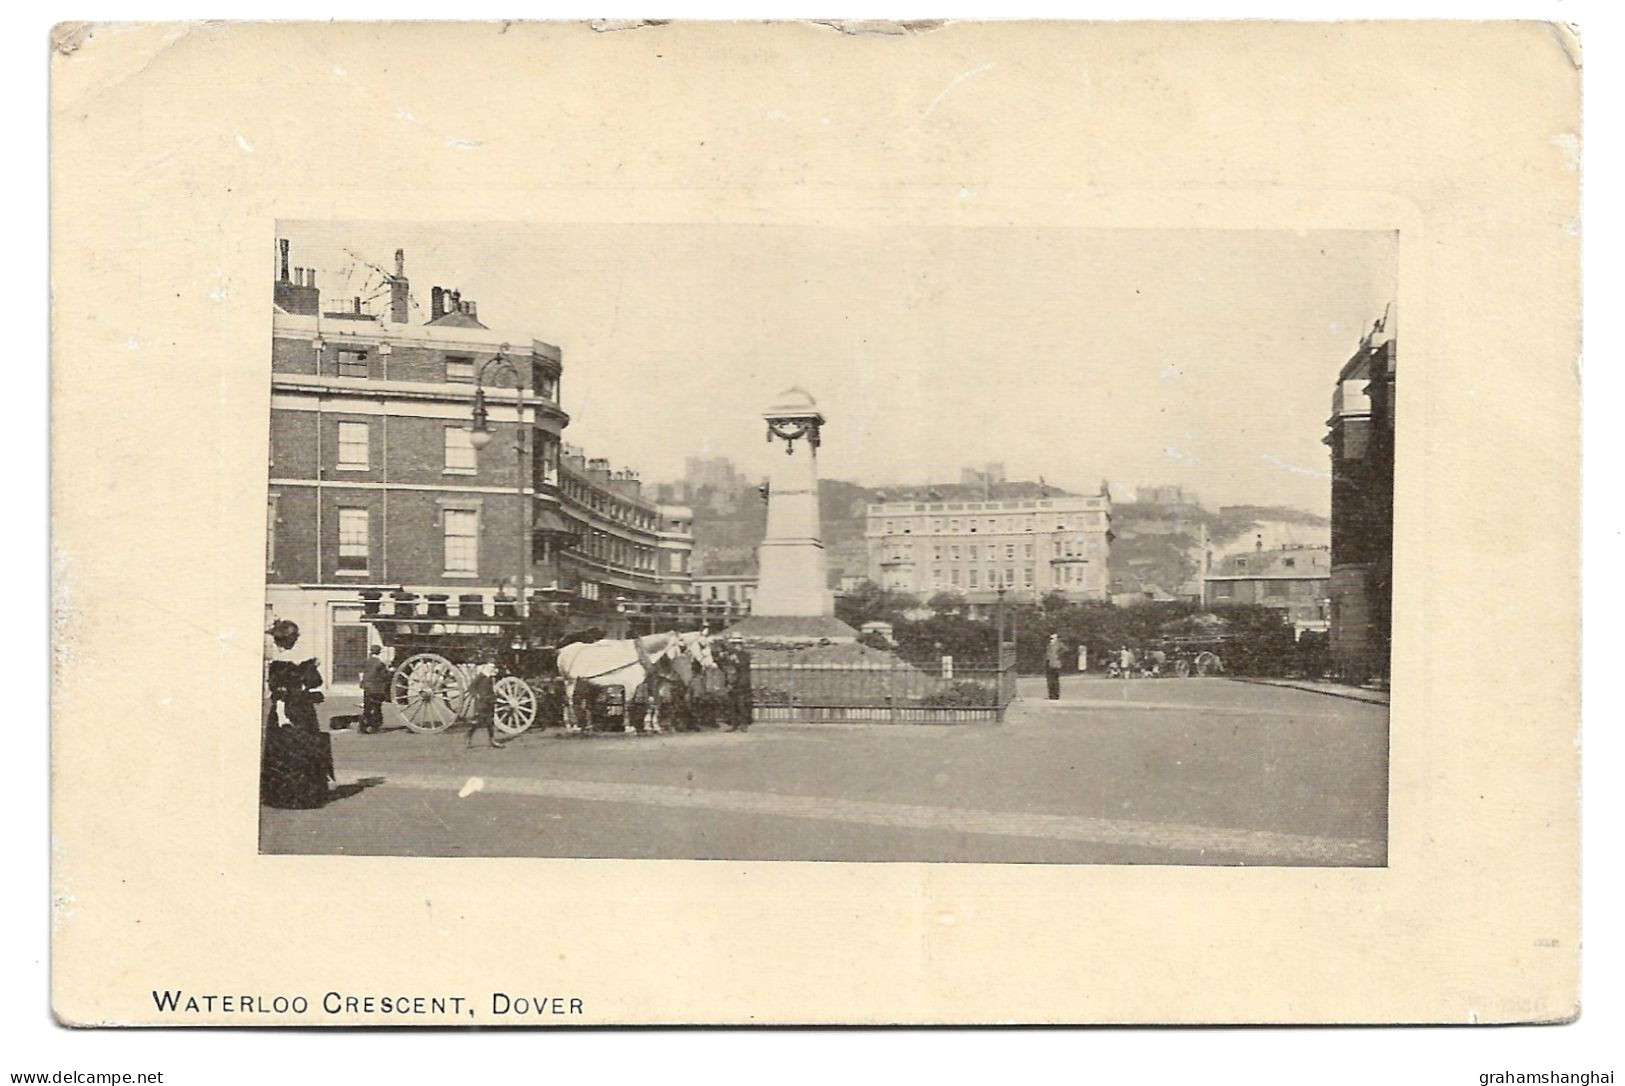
[1194,651,1224,677]
[493,676,539,736]
[391,652,469,734]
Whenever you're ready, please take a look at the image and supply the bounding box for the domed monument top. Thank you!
[763,386,823,423]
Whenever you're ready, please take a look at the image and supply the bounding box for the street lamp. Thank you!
[995,580,1008,664]
[466,345,529,620]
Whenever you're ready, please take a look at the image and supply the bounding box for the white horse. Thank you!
[556,631,715,734]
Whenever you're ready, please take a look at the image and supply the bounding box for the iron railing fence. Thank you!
[751,653,1018,724]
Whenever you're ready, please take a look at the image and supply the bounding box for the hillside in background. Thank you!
[690,479,873,579]
[1110,501,1330,597]
[688,478,1328,599]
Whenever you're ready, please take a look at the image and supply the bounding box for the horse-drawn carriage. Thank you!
[360,591,721,737]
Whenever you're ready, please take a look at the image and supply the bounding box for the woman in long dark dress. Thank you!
[261,620,334,809]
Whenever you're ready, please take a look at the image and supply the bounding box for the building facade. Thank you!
[692,573,757,614]
[865,489,1113,604]
[265,239,693,692]
[1202,544,1332,637]
[1324,310,1397,683]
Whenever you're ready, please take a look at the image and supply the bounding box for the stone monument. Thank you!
[725,387,856,642]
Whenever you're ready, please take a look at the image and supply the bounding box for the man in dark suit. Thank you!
[465,662,505,749]
[1045,633,1064,700]
[359,644,390,733]
[721,637,753,732]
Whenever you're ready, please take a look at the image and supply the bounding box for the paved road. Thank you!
[260,677,1388,866]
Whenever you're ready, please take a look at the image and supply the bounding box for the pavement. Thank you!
[261,676,1388,866]
[1226,677,1391,705]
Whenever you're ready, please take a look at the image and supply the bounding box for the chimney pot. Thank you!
[354,297,362,314]
[394,248,405,277]
[308,270,316,290]
[279,239,290,282]
[468,301,477,319]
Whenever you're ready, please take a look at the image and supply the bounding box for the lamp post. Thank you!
[467,345,528,621]
[995,580,1008,666]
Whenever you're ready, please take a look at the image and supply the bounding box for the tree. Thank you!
[926,590,967,614]
[856,630,893,652]
[834,579,919,629]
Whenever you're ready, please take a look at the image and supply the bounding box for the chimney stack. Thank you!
[430,286,445,321]
[273,247,322,316]
[353,297,362,315]
[1255,534,1263,553]
[449,290,461,314]
[389,249,410,323]
[467,301,477,320]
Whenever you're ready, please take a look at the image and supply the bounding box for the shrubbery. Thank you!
[920,681,997,708]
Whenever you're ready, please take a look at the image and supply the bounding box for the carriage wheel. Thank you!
[1173,658,1191,678]
[493,676,539,736]
[391,652,468,734]
[1195,652,1223,677]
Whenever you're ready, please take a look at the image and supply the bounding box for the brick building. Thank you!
[1202,543,1331,637]
[1324,309,1397,683]
[265,238,694,692]
[865,483,1113,604]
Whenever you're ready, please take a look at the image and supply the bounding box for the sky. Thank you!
[281,222,1395,515]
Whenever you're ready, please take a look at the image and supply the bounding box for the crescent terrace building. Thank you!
[264,239,695,694]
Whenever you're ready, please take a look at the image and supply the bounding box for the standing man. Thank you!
[359,644,390,733]
[1044,633,1064,700]
[465,662,505,750]
[723,635,753,732]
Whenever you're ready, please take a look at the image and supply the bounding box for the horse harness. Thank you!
[568,636,671,683]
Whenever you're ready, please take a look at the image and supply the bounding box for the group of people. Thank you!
[261,622,759,809]
[645,636,753,733]
[1039,636,1197,697]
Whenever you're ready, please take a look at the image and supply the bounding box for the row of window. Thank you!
[1211,581,1302,599]
[329,506,477,577]
[330,420,564,485]
[921,564,1105,590]
[579,527,659,573]
[886,539,1104,563]
[325,348,561,401]
[882,513,1105,535]
[269,499,690,580]
[876,499,1094,514]
[929,567,1031,590]
[560,473,660,532]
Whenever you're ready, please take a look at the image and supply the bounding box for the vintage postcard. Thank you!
[50,20,1580,1025]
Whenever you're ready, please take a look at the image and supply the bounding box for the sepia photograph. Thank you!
[260,221,1395,865]
[47,17,1582,1034]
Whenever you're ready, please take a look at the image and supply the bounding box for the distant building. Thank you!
[692,572,755,614]
[1324,309,1397,682]
[1203,543,1331,637]
[959,462,1006,490]
[654,456,752,514]
[1136,484,1200,507]
[866,484,1113,604]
